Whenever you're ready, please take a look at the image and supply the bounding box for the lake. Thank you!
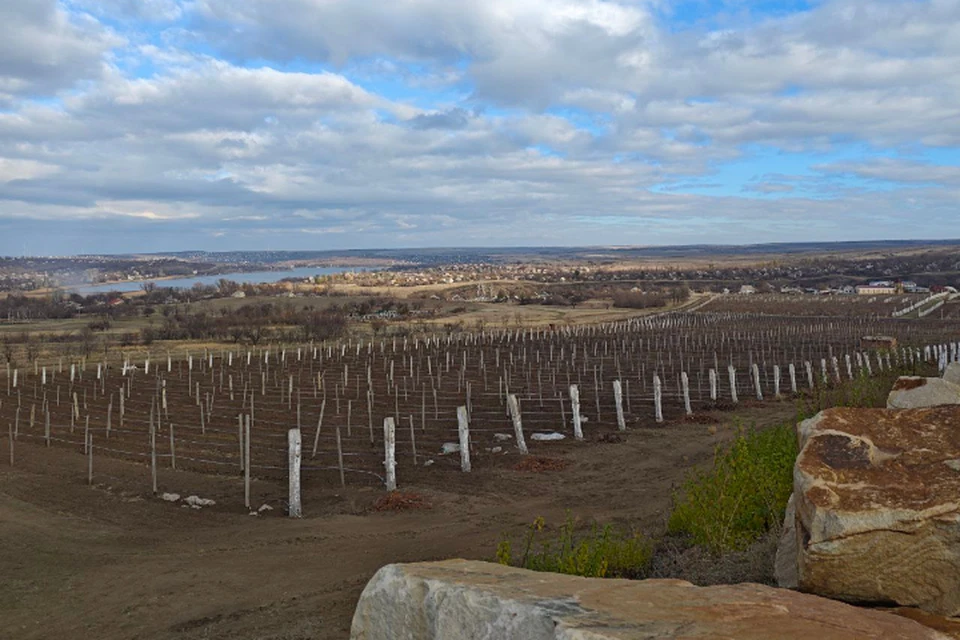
[69,266,381,294]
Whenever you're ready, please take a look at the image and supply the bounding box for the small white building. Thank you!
[739,285,757,295]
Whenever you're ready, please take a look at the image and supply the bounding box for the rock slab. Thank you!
[887,377,960,409]
[351,559,947,639]
[782,406,960,616]
[943,363,960,386]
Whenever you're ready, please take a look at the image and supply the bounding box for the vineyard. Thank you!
[2,311,959,506]
[696,294,924,316]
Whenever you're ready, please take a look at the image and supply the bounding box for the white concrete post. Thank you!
[384,417,397,490]
[845,354,853,380]
[507,394,529,452]
[709,368,718,401]
[728,365,738,404]
[752,364,763,401]
[288,428,302,518]
[680,373,692,416]
[653,375,663,423]
[456,407,471,473]
[613,380,627,429]
[773,365,781,399]
[569,385,583,439]
[789,363,797,394]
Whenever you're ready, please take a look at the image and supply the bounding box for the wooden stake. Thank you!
[335,425,345,488]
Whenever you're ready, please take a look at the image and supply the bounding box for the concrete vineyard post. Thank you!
[653,374,663,423]
[708,368,717,401]
[613,380,627,430]
[238,414,244,472]
[288,428,302,518]
[456,406,471,473]
[507,394,528,453]
[752,364,763,401]
[384,417,397,490]
[728,365,738,404]
[680,373,692,416]
[244,415,251,509]
[569,385,583,440]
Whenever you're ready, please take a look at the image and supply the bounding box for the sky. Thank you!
[0,0,958,255]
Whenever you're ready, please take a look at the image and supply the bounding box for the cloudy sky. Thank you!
[0,0,958,254]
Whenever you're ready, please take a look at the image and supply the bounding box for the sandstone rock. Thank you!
[890,608,960,639]
[786,406,960,616]
[944,363,960,386]
[887,377,960,409]
[351,559,948,639]
[775,493,798,589]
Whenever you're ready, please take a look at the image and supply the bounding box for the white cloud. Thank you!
[0,0,122,104]
[0,0,959,253]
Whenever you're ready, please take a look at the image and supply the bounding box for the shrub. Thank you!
[667,421,797,554]
[668,362,926,554]
[497,514,652,579]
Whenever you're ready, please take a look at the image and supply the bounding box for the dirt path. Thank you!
[0,404,795,640]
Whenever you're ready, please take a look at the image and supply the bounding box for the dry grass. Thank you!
[646,529,780,586]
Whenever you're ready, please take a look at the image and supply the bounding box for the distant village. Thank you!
[735,280,958,296]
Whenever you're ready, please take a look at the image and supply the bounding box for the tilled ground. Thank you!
[0,403,795,640]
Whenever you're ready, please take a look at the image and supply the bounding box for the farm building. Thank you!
[856,282,898,295]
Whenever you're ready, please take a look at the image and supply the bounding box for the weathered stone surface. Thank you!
[775,494,798,589]
[890,608,960,639]
[887,377,960,409]
[786,406,960,616]
[944,363,960,386]
[351,559,948,639]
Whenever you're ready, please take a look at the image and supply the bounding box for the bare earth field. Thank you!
[0,403,794,640]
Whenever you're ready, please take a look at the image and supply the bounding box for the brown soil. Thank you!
[372,491,431,512]
[513,456,570,472]
[1,404,794,640]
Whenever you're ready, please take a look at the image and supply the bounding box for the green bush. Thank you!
[668,360,929,554]
[667,421,797,553]
[497,514,652,579]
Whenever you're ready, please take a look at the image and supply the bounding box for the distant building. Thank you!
[739,285,757,295]
[856,284,897,295]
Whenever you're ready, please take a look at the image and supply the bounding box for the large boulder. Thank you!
[780,406,960,616]
[887,377,960,409]
[351,559,948,639]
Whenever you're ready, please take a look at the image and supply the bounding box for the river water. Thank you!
[69,266,379,294]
